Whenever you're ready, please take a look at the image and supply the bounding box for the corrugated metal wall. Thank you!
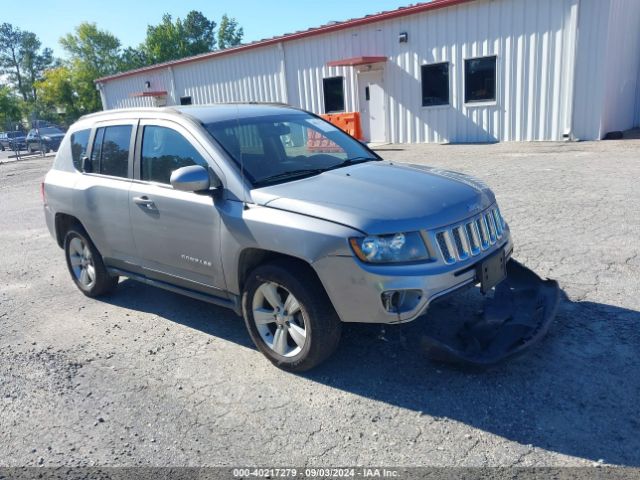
[572,0,640,139]
[601,0,640,134]
[282,0,578,143]
[100,0,639,143]
[571,0,611,140]
[173,46,286,104]
[102,69,174,109]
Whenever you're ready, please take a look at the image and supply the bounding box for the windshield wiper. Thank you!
[254,157,378,187]
[326,156,378,171]
[254,168,326,187]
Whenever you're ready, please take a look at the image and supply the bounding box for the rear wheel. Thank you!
[64,228,118,297]
[242,260,342,372]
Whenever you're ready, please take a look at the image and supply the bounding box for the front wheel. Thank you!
[242,260,342,372]
[64,228,118,297]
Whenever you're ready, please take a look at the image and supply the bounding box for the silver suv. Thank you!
[43,104,512,371]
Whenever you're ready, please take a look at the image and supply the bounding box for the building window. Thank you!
[465,56,497,103]
[421,62,449,107]
[180,96,192,105]
[323,77,345,113]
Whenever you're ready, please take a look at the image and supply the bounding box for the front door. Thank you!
[128,119,226,295]
[358,70,386,143]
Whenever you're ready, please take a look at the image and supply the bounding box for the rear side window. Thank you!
[91,125,132,178]
[70,129,91,170]
[141,126,208,184]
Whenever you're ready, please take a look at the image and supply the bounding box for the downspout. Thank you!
[167,66,177,105]
[567,0,582,141]
[278,42,289,104]
[96,82,108,111]
[564,0,581,141]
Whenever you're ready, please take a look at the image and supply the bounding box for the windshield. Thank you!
[38,127,64,135]
[205,112,378,187]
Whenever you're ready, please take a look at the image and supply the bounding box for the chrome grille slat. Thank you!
[478,216,490,248]
[433,207,506,264]
[436,232,455,264]
[493,209,504,236]
[442,231,457,262]
[486,213,497,243]
[458,225,472,257]
[465,222,481,255]
[452,226,469,260]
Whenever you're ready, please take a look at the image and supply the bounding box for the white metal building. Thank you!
[96,0,640,144]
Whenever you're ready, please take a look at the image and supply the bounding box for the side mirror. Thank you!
[170,165,214,192]
[81,156,92,173]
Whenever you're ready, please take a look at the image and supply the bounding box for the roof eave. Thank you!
[96,0,474,84]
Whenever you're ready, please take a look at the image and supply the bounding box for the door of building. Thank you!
[358,70,386,143]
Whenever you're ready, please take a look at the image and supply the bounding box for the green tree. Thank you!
[0,84,23,129]
[20,32,54,102]
[34,66,79,123]
[0,23,26,100]
[143,11,216,64]
[0,23,53,102]
[60,22,122,113]
[183,11,217,53]
[60,22,122,75]
[119,46,148,71]
[217,14,243,50]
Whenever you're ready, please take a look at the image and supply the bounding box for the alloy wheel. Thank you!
[252,281,307,357]
[68,237,96,289]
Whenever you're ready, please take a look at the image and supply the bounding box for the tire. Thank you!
[242,259,342,372]
[27,144,33,154]
[64,227,118,297]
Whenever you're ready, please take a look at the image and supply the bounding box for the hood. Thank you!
[252,161,496,234]
[42,133,65,139]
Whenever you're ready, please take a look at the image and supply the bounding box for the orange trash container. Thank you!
[320,112,363,140]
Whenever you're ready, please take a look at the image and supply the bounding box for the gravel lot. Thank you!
[1,138,639,468]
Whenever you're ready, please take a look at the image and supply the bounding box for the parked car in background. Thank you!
[0,131,27,151]
[26,127,66,153]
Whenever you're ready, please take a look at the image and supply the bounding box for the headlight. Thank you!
[349,232,430,264]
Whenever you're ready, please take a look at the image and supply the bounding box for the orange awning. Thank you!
[130,90,168,97]
[327,56,387,67]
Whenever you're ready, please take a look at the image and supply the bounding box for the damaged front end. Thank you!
[421,259,560,368]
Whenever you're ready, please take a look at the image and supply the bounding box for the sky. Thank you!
[3,0,416,59]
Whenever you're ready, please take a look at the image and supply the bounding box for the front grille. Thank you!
[434,207,506,264]
[436,232,454,264]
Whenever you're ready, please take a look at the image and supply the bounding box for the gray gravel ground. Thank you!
[0,138,638,468]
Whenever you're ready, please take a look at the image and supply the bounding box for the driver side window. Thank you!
[141,126,208,184]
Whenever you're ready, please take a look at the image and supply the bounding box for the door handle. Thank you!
[132,196,157,210]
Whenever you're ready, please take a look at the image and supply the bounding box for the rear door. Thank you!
[74,120,138,267]
[128,119,226,294]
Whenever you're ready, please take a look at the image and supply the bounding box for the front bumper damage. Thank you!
[421,259,560,368]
